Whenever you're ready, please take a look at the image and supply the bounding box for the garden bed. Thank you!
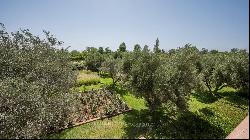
[73,89,130,123]
[50,88,131,133]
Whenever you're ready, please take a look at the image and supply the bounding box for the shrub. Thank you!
[0,24,78,138]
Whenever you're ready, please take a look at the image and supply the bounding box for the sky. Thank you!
[0,0,249,51]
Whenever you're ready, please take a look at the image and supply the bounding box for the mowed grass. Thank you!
[48,71,249,139]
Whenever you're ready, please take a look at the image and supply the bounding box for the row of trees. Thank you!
[70,39,249,113]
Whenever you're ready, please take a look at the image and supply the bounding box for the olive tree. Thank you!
[226,51,249,97]
[0,24,79,138]
[153,38,161,53]
[199,53,236,96]
[99,56,123,86]
[199,53,226,94]
[155,46,201,111]
[129,51,161,112]
[128,44,200,113]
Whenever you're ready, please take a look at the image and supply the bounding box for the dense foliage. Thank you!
[124,45,201,112]
[70,38,249,113]
[0,24,78,138]
[199,51,249,97]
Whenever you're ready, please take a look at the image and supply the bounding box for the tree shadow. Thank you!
[215,90,249,109]
[199,107,215,117]
[192,89,248,105]
[122,109,226,139]
[192,91,220,104]
[223,94,249,110]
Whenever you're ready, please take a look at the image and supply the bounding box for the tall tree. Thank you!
[84,47,104,71]
[153,38,161,53]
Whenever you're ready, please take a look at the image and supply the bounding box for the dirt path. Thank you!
[226,115,249,139]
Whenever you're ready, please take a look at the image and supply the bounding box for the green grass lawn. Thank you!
[47,74,249,139]
[189,87,249,135]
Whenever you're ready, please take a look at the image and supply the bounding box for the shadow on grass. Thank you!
[223,94,249,110]
[122,109,226,139]
[199,107,215,117]
[215,89,249,109]
[192,91,221,104]
[192,88,248,105]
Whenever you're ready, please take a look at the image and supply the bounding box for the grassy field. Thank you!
[47,72,249,139]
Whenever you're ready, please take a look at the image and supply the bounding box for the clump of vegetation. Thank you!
[198,50,249,98]
[76,70,101,86]
[125,44,200,113]
[0,23,79,139]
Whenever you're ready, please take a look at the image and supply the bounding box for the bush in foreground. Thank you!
[0,24,78,138]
